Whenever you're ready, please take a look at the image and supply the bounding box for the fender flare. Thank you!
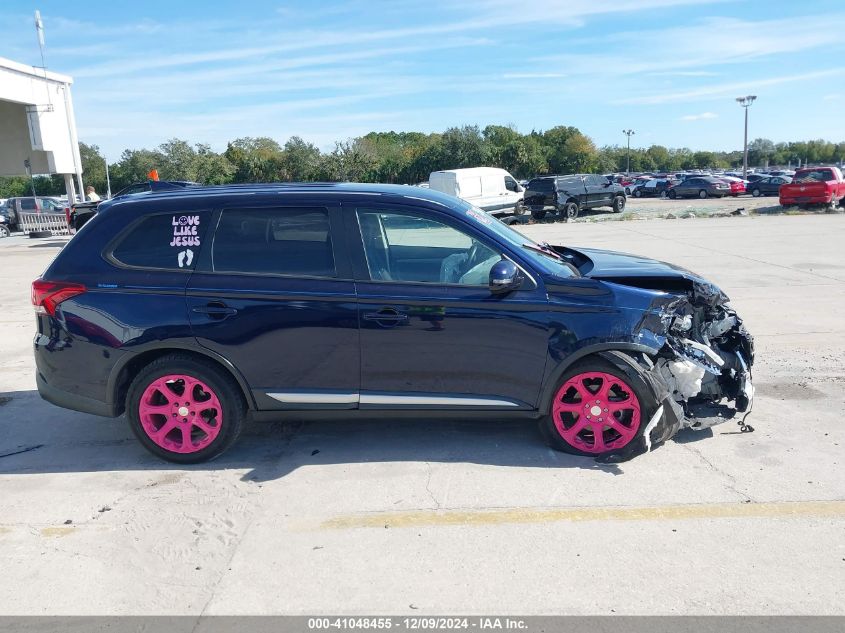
[106,342,257,411]
[537,342,660,414]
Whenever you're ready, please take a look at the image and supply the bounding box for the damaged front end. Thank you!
[597,280,755,463]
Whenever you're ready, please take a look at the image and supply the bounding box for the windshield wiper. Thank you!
[522,242,563,260]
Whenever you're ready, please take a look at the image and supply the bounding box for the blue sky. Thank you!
[2,0,843,160]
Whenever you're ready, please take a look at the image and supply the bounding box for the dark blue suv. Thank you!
[33,183,754,463]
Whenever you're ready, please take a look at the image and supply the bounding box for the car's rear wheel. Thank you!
[0,225,10,238]
[698,190,708,199]
[633,189,642,198]
[126,354,245,463]
[751,188,761,197]
[612,196,625,213]
[668,189,677,199]
[540,356,656,457]
[531,209,546,221]
[562,202,579,220]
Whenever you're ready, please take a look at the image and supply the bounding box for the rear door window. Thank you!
[212,207,336,278]
[110,211,211,270]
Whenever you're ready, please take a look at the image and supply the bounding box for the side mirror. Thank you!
[489,259,522,295]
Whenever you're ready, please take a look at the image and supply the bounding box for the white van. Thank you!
[428,167,524,216]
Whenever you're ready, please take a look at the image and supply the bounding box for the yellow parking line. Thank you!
[321,500,845,530]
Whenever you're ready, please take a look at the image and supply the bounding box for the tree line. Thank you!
[2,125,844,198]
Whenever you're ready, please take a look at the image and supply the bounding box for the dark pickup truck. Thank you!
[523,174,626,220]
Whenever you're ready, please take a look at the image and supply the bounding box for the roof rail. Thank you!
[148,180,201,192]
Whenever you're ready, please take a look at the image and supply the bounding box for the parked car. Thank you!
[779,167,845,208]
[33,182,754,464]
[2,196,66,231]
[524,174,626,220]
[428,167,524,216]
[666,177,731,199]
[70,181,197,230]
[748,175,792,197]
[624,176,652,195]
[0,205,11,237]
[632,178,677,198]
[745,174,767,185]
[718,176,747,196]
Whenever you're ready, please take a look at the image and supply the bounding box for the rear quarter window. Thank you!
[110,210,211,270]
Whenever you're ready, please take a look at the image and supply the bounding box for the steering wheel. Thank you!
[464,241,484,273]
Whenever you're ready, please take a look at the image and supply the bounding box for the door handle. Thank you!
[192,302,238,319]
[363,307,409,324]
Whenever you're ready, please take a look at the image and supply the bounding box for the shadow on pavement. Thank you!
[0,390,630,482]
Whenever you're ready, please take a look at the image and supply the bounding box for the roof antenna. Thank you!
[33,10,54,112]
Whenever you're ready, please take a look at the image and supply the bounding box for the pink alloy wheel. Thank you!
[552,371,641,453]
[138,374,223,454]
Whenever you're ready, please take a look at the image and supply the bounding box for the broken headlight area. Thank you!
[594,299,754,465]
[658,300,755,430]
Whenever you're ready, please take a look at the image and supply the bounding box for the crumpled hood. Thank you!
[551,245,729,306]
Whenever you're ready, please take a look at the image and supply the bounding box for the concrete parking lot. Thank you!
[0,215,843,615]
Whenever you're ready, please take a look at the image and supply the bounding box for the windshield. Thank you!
[458,200,578,278]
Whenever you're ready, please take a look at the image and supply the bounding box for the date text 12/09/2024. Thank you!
[308,617,528,630]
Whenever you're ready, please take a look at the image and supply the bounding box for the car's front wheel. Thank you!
[668,189,677,199]
[751,188,761,197]
[698,190,708,199]
[0,224,10,238]
[540,356,656,458]
[633,189,642,198]
[126,354,245,463]
[562,202,579,220]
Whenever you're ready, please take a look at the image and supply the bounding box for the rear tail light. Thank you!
[31,279,86,316]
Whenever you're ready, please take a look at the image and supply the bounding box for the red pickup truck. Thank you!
[779,166,845,208]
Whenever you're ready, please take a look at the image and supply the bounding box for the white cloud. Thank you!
[680,112,717,121]
[537,13,845,77]
[618,68,845,104]
[502,72,567,79]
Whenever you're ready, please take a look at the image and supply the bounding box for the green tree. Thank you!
[79,142,108,194]
[282,136,321,181]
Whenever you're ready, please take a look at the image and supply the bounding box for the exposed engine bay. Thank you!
[551,244,755,462]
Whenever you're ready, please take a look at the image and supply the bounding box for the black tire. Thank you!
[0,225,10,238]
[668,189,677,199]
[28,230,52,238]
[539,355,659,458]
[633,189,642,198]
[751,188,761,197]
[562,202,579,220]
[612,196,626,213]
[513,200,525,216]
[698,190,708,199]
[530,209,546,221]
[126,354,246,464]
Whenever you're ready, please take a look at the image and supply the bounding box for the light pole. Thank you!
[104,158,112,199]
[735,95,756,178]
[622,129,635,175]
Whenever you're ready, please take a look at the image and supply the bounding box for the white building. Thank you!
[0,56,84,200]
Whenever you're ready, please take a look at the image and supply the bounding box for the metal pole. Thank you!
[622,129,635,176]
[105,158,112,198]
[742,106,749,179]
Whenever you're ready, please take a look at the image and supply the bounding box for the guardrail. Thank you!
[18,212,70,237]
